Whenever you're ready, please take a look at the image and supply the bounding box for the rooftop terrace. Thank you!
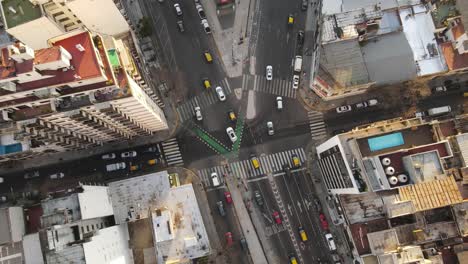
[1,0,42,28]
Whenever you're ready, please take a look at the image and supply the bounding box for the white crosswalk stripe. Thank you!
[242,74,296,98]
[177,78,232,122]
[197,148,307,185]
[308,111,327,140]
[161,138,184,167]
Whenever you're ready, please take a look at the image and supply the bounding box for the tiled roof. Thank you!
[440,41,468,70]
[34,46,62,65]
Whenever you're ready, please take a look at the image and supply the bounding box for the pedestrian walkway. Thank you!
[308,111,327,140]
[177,78,232,123]
[242,74,297,98]
[197,148,306,186]
[161,138,184,167]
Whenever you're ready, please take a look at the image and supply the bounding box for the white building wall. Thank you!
[66,0,129,36]
[7,17,64,49]
[7,207,25,243]
[23,233,45,264]
[83,224,133,264]
[78,186,114,220]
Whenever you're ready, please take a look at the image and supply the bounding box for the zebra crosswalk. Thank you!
[242,75,297,98]
[308,111,327,140]
[177,78,232,123]
[160,138,184,167]
[197,148,306,186]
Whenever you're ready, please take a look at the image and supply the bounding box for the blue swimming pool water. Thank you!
[368,132,404,152]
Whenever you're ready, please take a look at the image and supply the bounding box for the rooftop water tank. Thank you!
[385,166,395,175]
[388,176,398,185]
[382,158,391,166]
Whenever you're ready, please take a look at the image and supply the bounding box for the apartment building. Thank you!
[0,0,129,49]
[0,30,168,162]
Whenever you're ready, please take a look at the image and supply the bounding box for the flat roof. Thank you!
[367,229,399,255]
[340,192,393,224]
[452,201,468,237]
[456,133,468,167]
[1,0,42,28]
[349,219,389,255]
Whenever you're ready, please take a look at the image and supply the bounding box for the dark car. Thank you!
[297,30,304,47]
[254,190,264,206]
[301,0,308,11]
[177,20,185,32]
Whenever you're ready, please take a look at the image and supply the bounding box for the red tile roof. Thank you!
[441,41,468,70]
[34,46,62,65]
[452,21,465,40]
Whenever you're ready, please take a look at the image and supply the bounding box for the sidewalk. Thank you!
[202,0,256,77]
[224,167,268,264]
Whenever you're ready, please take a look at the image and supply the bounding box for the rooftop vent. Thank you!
[389,176,398,185]
[75,44,85,52]
[382,158,391,166]
[385,166,395,175]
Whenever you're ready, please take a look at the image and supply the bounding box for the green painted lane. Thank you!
[231,116,245,153]
[193,128,230,154]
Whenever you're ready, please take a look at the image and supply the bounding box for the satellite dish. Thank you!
[385,166,395,175]
[382,158,391,166]
[389,176,398,185]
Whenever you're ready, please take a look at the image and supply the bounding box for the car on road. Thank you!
[216,201,226,216]
[196,4,206,19]
[325,233,337,251]
[332,129,346,135]
[194,106,202,121]
[24,171,40,179]
[176,20,184,32]
[215,86,226,101]
[336,105,352,113]
[101,153,116,160]
[203,51,213,63]
[298,226,308,242]
[173,3,182,16]
[297,30,304,47]
[301,0,308,11]
[144,146,160,153]
[121,151,137,158]
[240,237,248,251]
[49,172,64,179]
[266,65,273,80]
[276,96,283,110]
[202,78,211,89]
[292,75,300,89]
[434,85,447,93]
[319,213,329,230]
[314,197,322,211]
[0,177,3,183]
[289,255,298,264]
[287,14,294,26]
[226,127,237,142]
[211,172,220,187]
[228,110,236,121]
[254,190,263,206]
[267,121,274,135]
[250,155,260,169]
[130,164,140,171]
[272,211,282,224]
[106,162,126,172]
[225,232,233,246]
[224,191,232,204]
[292,154,301,168]
[201,19,211,34]
[356,99,378,109]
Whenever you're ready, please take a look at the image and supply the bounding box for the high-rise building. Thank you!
[0,0,130,49]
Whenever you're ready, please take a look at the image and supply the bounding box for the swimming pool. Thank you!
[368,132,404,152]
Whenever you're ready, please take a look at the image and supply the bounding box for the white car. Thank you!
[196,4,206,19]
[226,127,237,142]
[211,172,220,187]
[276,96,283,110]
[50,172,65,179]
[201,19,211,34]
[121,151,137,158]
[267,121,274,135]
[174,3,183,16]
[266,65,273,81]
[292,75,300,89]
[195,106,202,121]
[336,105,352,113]
[215,86,226,101]
[101,153,116,160]
[325,233,337,251]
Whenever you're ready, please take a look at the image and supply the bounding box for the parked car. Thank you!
[272,211,282,224]
[297,30,304,47]
[217,201,226,216]
[434,85,447,93]
[292,75,300,89]
[267,121,274,136]
[24,171,40,179]
[0,177,4,183]
[173,3,183,16]
[319,213,329,230]
[224,191,232,204]
[201,19,211,34]
[106,162,126,172]
[176,20,185,32]
[225,232,233,246]
[216,86,226,101]
[240,237,248,251]
[49,172,64,179]
[195,106,202,121]
[144,146,160,153]
[301,0,308,11]
[226,127,237,142]
[266,65,273,81]
[254,190,264,206]
[121,151,137,158]
[336,105,352,113]
[101,153,116,160]
[196,4,206,19]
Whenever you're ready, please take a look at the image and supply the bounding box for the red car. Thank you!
[319,213,329,230]
[225,232,233,246]
[224,191,232,204]
[272,211,282,224]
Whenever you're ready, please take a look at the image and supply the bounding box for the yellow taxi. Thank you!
[250,155,260,169]
[228,110,236,121]
[298,227,308,242]
[287,14,294,26]
[289,255,298,264]
[147,159,157,166]
[202,78,211,89]
[204,51,213,63]
[130,164,139,171]
[292,154,301,168]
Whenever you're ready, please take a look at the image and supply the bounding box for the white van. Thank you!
[293,56,302,73]
[325,233,336,251]
[106,162,126,172]
[211,172,220,187]
[427,106,451,116]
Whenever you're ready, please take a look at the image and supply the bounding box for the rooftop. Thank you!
[367,229,399,255]
[349,219,389,255]
[340,191,397,224]
[452,201,468,237]
[1,0,42,28]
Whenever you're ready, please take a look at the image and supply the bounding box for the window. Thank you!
[86,225,89,232]
[81,226,84,233]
